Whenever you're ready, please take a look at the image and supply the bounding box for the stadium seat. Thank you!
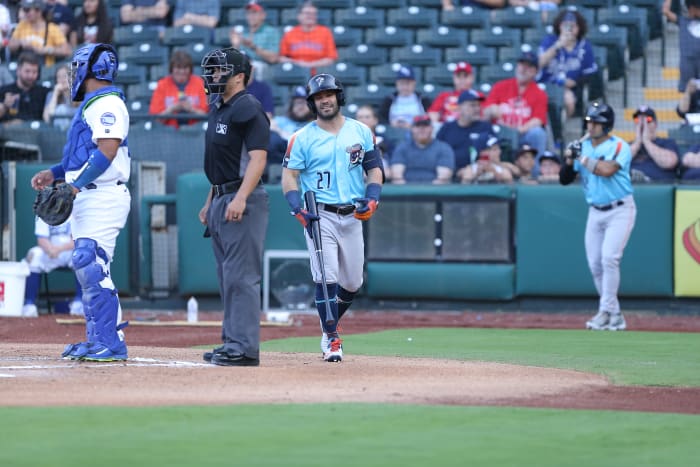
[174,42,212,65]
[624,0,664,40]
[280,7,333,26]
[415,26,468,49]
[313,0,354,10]
[126,81,158,102]
[668,125,700,156]
[149,63,169,81]
[490,6,542,42]
[332,25,363,47]
[523,26,552,51]
[368,62,423,87]
[573,0,614,21]
[439,6,491,41]
[113,62,147,86]
[598,5,648,61]
[540,82,565,146]
[386,6,439,29]
[499,43,538,64]
[417,83,451,103]
[268,63,310,86]
[358,0,407,10]
[547,5,595,28]
[334,7,385,29]
[119,43,169,67]
[128,99,150,116]
[424,64,458,88]
[113,25,160,47]
[337,45,388,66]
[390,45,441,67]
[254,0,298,9]
[365,26,413,48]
[587,23,627,83]
[162,25,212,46]
[213,26,232,47]
[227,8,280,27]
[480,62,517,85]
[316,62,367,86]
[444,44,497,82]
[470,27,521,61]
[345,83,394,108]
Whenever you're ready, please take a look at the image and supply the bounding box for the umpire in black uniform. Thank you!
[198,47,270,366]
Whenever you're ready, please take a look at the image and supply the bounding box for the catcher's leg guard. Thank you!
[316,283,339,335]
[71,238,127,361]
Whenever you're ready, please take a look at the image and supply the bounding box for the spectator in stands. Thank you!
[246,64,274,119]
[428,61,475,125]
[271,85,313,140]
[0,51,49,125]
[677,77,700,122]
[44,0,74,39]
[679,142,700,180]
[354,104,394,177]
[21,217,83,318]
[378,65,431,130]
[436,89,498,182]
[119,0,170,35]
[390,114,455,185]
[172,0,220,28]
[149,49,209,129]
[70,0,114,47]
[513,143,537,183]
[441,0,506,10]
[0,3,11,44]
[629,105,680,182]
[483,52,548,163]
[229,2,280,69]
[537,9,597,118]
[460,134,515,184]
[278,1,337,73]
[664,0,700,93]
[8,0,71,67]
[42,63,76,130]
[536,150,562,183]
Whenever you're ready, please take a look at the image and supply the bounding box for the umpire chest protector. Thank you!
[204,90,270,185]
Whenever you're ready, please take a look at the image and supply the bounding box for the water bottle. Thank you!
[187,296,198,323]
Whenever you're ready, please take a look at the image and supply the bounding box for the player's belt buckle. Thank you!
[592,200,624,211]
[321,204,355,216]
[212,180,243,197]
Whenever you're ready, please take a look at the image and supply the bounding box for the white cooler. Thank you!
[0,261,31,317]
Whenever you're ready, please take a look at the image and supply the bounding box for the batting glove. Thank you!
[292,207,319,237]
[353,198,378,221]
[564,140,582,160]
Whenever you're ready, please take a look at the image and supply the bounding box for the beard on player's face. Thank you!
[317,100,340,120]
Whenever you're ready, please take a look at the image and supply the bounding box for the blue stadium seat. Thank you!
[126,81,158,102]
[365,26,414,48]
[668,125,700,157]
[624,0,663,40]
[316,62,367,87]
[113,62,147,86]
[313,0,355,10]
[417,82,451,103]
[587,23,628,104]
[227,7,280,26]
[213,26,232,47]
[386,6,439,29]
[113,25,160,47]
[470,27,521,61]
[174,43,212,65]
[119,43,169,67]
[337,45,388,67]
[424,64,458,88]
[368,62,424,87]
[390,45,441,67]
[573,0,613,21]
[598,4,648,61]
[345,83,394,108]
[480,62,517,85]
[280,8,333,26]
[334,7,385,29]
[444,44,497,82]
[415,26,468,49]
[332,25,364,48]
[162,25,212,46]
[268,63,310,87]
[358,0,407,10]
[439,5,491,41]
[490,6,543,37]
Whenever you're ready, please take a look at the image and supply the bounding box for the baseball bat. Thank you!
[303,190,335,326]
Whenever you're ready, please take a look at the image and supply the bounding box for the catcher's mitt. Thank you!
[33,183,76,226]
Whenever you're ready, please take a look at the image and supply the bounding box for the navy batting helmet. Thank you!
[306,73,345,114]
[584,101,615,134]
[200,47,252,95]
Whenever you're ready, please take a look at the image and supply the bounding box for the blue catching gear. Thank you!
[70,43,119,101]
[69,238,127,361]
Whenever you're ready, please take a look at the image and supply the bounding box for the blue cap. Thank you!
[396,65,416,81]
[538,150,561,163]
[475,133,499,152]
[518,51,538,68]
[457,89,485,104]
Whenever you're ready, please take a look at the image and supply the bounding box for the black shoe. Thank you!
[203,346,224,363]
[211,350,259,367]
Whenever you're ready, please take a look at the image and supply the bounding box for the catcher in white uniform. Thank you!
[30,43,131,361]
[22,217,83,318]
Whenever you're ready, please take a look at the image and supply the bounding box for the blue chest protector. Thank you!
[61,86,128,172]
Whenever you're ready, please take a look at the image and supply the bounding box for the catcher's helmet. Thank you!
[306,73,345,114]
[584,101,615,134]
[200,47,252,95]
[70,43,119,101]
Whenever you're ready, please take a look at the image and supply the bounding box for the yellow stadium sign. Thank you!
[674,189,700,296]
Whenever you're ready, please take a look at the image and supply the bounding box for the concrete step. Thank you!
[643,88,683,101]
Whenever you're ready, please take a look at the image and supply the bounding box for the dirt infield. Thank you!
[1,309,699,413]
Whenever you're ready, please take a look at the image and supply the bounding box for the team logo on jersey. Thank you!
[100,112,116,126]
[216,122,228,135]
[346,143,364,170]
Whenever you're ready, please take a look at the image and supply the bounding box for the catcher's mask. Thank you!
[70,43,119,102]
[584,101,615,134]
[305,73,345,114]
[200,47,252,95]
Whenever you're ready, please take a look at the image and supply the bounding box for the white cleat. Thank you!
[22,304,38,318]
[586,311,610,330]
[323,337,343,363]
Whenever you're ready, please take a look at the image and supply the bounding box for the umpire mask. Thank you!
[200,47,252,95]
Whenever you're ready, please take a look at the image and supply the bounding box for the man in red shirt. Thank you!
[428,61,475,124]
[483,52,548,169]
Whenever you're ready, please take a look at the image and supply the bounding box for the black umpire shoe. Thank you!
[203,346,224,363]
[210,350,260,367]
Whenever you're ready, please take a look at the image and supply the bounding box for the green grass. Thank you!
[1,405,699,467]
[261,328,700,386]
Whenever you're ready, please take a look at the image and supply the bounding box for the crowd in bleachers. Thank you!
[0,0,699,183]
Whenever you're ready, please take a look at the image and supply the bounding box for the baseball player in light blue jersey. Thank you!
[560,101,636,331]
[282,73,384,362]
[30,43,131,360]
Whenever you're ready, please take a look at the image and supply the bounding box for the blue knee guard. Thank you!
[72,238,125,356]
[316,283,339,334]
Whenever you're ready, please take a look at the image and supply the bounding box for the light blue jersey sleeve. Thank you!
[579,136,634,205]
[284,118,375,205]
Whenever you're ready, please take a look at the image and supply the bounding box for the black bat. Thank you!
[303,190,335,326]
